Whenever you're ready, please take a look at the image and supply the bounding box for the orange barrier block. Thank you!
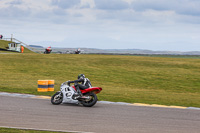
[37,80,48,92]
[48,80,55,92]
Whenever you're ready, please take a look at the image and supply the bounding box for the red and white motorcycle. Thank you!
[51,81,102,107]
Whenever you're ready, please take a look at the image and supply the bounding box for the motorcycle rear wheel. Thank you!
[81,92,97,107]
[51,92,63,105]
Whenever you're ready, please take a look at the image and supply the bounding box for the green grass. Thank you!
[0,53,200,107]
[0,127,69,133]
[128,54,200,59]
[0,40,12,49]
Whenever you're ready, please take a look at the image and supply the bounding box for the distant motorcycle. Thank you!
[51,81,102,107]
[44,46,52,54]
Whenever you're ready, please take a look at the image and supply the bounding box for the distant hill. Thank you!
[0,40,33,53]
[0,40,12,50]
[41,47,200,55]
[4,41,199,55]
[29,45,43,48]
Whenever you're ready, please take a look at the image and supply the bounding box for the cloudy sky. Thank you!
[0,0,200,51]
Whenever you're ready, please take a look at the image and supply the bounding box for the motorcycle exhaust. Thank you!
[77,96,91,101]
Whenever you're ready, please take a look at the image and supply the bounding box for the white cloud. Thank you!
[130,0,200,17]
[51,0,81,9]
[81,0,95,8]
[0,0,200,51]
[94,0,129,10]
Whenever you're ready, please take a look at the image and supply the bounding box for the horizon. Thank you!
[29,44,200,53]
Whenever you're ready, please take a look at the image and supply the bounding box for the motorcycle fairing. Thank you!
[81,87,102,94]
[72,85,102,94]
[61,85,78,104]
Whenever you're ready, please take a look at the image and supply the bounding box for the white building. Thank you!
[8,43,21,52]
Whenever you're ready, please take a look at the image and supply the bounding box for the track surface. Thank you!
[0,95,200,133]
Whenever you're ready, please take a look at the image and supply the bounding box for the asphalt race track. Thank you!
[0,95,200,133]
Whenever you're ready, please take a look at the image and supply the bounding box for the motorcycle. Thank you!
[51,81,102,107]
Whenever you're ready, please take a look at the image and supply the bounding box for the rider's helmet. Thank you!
[78,74,85,79]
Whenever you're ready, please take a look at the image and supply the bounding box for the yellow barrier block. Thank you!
[37,80,48,92]
[48,80,55,92]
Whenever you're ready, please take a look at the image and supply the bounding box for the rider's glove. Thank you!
[67,80,71,86]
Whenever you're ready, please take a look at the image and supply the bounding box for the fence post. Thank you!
[11,34,13,42]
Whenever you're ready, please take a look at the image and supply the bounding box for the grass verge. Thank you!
[0,54,200,107]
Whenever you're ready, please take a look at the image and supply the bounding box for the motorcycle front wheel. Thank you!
[81,92,98,107]
[51,92,63,105]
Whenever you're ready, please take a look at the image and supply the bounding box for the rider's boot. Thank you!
[74,86,82,99]
[77,89,83,97]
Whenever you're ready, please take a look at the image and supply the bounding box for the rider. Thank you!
[68,74,92,97]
